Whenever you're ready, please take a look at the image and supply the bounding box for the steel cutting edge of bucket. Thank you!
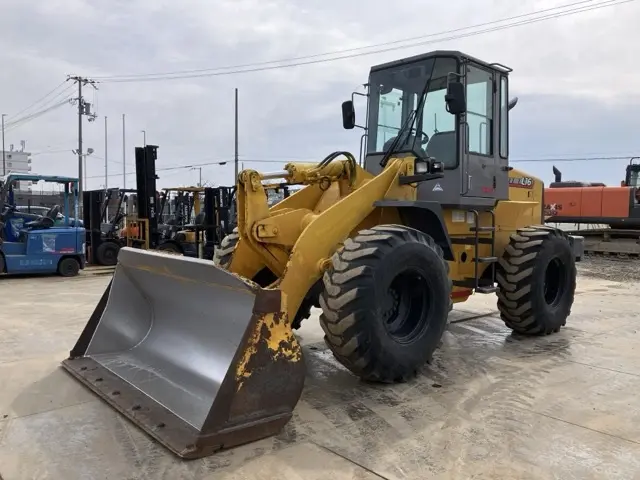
[61,247,305,459]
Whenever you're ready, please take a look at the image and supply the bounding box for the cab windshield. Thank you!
[628,168,640,188]
[367,56,458,168]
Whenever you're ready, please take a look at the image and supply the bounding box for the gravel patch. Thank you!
[577,255,640,283]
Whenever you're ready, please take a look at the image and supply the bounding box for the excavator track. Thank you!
[564,228,640,258]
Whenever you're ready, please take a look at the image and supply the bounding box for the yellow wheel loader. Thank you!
[61,50,583,459]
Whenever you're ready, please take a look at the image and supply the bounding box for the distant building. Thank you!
[2,144,32,190]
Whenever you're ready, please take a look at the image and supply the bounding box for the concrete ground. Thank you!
[1,259,640,479]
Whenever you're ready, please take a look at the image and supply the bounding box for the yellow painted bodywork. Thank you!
[225,156,544,328]
[446,168,544,303]
[234,293,301,389]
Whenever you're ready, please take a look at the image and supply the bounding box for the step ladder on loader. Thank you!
[452,209,499,294]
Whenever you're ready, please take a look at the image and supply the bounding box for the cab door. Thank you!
[461,63,497,198]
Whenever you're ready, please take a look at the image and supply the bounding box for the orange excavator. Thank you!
[544,158,640,255]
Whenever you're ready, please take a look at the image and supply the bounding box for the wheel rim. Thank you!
[104,247,116,262]
[382,268,431,343]
[543,257,566,307]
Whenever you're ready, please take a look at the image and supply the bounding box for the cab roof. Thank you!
[370,50,512,74]
[2,173,78,184]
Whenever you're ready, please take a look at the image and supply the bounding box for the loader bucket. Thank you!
[61,247,305,459]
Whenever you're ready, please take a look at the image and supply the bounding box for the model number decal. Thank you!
[509,176,534,189]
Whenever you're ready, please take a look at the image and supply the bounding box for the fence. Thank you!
[11,190,66,209]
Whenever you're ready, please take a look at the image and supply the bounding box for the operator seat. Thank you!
[382,135,428,158]
[24,204,60,230]
[46,205,61,219]
[425,131,456,168]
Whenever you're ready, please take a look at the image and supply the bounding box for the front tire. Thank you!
[58,257,80,277]
[319,225,451,383]
[496,226,576,335]
[95,241,120,266]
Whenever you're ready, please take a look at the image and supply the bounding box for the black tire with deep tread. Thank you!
[213,227,239,268]
[58,257,80,277]
[496,226,576,335]
[95,241,120,266]
[319,224,452,383]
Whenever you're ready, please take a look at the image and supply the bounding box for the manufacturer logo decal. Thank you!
[432,183,443,192]
[509,176,534,189]
[544,203,562,216]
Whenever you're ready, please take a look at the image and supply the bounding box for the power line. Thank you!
[4,84,76,133]
[84,154,640,181]
[30,148,74,156]
[3,98,74,133]
[85,158,282,180]
[93,0,634,83]
[93,0,597,80]
[8,80,67,119]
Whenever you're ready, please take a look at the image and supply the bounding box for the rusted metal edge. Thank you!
[60,357,292,459]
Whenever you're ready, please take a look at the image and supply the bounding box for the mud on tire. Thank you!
[319,224,451,383]
[496,226,576,335]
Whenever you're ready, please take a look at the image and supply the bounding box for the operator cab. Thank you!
[342,50,515,209]
[623,158,640,188]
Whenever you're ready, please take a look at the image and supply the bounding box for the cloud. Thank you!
[0,0,638,190]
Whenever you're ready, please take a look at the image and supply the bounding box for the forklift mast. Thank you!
[203,186,235,245]
[134,145,160,249]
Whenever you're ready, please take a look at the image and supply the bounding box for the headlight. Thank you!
[415,159,429,174]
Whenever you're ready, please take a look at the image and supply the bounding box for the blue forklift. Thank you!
[0,173,86,276]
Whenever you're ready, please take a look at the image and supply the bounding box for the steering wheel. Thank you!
[46,205,61,219]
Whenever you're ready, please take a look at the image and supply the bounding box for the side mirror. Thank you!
[445,81,466,115]
[431,161,444,174]
[341,100,356,130]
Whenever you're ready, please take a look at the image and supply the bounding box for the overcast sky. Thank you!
[1,0,638,190]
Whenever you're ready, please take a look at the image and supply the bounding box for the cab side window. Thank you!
[466,65,494,156]
[499,76,509,158]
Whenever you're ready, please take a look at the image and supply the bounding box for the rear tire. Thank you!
[320,225,451,383]
[496,226,576,335]
[157,242,183,256]
[58,257,80,277]
[95,241,120,266]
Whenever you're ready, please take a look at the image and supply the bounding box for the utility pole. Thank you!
[104,115,108,219]
[141,130,146,147]
[192,167,202,187]
[1,114,6,176]
[234,88,239,181]
[122,114,126,188]
[104,116,108,190]
[67,75,97,211]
